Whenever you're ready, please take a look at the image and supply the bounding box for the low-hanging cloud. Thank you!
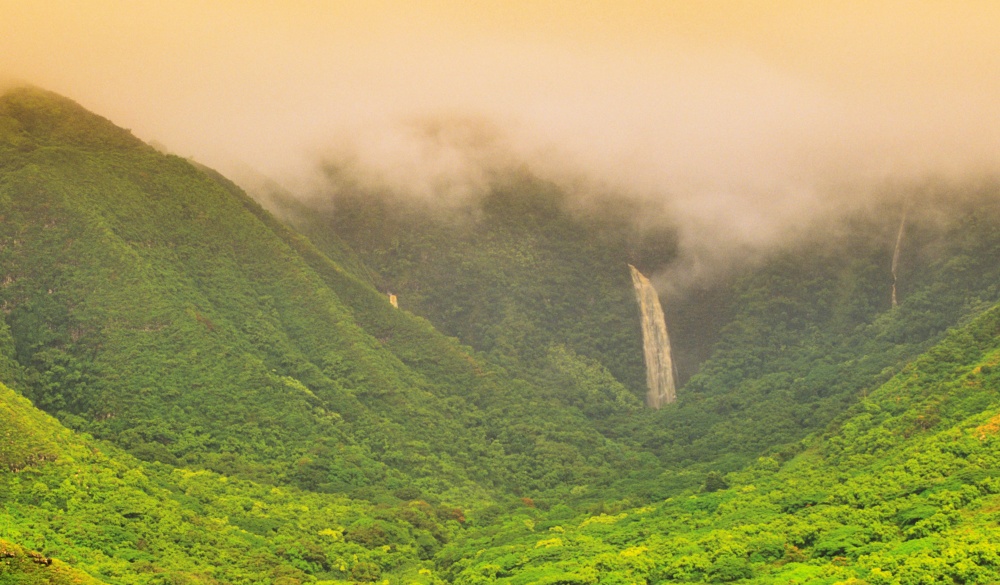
[2,1,1000,286]
[298,48,999,289]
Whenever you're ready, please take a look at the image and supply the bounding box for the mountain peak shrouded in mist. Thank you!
[0,85,145,151]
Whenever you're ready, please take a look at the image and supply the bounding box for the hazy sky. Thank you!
[3,1,1000,273]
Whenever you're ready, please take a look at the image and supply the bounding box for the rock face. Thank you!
[628,265,676,408]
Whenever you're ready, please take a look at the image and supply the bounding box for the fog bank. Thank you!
[3,1,1000,280]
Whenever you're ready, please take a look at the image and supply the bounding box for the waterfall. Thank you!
[628,264,677,409]
[891,208,907,308]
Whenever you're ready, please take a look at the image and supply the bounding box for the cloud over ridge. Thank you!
[3,1,999,281]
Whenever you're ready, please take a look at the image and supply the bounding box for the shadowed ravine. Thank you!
[628,264,677,409]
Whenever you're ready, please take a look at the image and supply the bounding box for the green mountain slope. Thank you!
[0,86,655,503]
[437,302,1000,584]
[0,374,476,584]
[273,170,1000,488]
[0,88,661,582]
[637,186,1000,472]
[265,173,664,394]
[0,539,105,585]
[5,85,1000,584]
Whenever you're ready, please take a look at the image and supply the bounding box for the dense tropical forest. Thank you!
[3,86,1000,584]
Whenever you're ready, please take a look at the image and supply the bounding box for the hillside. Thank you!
[264,173,665,393]
[3,265,1000,583]
[271,169,1000,486]
[0,374,476,583]
[436,301,1000,584]
[4,86,1000,584]
[0,86,658,504]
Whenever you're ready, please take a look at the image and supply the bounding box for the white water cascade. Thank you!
[628,264,677,409]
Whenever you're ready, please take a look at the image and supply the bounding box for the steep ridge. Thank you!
[0,87,655,502]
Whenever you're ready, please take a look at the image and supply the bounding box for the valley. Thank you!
[2,86,1000,584]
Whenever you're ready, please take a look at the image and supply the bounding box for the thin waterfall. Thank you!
[891,208,908,308]
[628,264,677,409]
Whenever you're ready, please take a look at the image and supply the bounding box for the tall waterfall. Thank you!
[891,208,908,308]
[628,264,677,409]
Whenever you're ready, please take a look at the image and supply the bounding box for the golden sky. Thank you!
[2,1,999,201]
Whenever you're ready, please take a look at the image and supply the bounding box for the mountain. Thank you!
[0,86,668,583]
[264,163,1000,485]
[436,301,1000,584]
[4,85,1000,584]
[0,86,662,504]
[0,373,469,583]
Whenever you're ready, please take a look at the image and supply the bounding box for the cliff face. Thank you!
[628,265,676,408]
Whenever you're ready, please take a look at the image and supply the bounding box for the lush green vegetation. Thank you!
[5,302,1000,583]
[272,164,1000,487]
[4,86,1000,584]
[0,539,103,585]
[630,189,1000,476]
[266,173,665,394]
[436,303,1000,584]
[0,86,659,503]
[0,372,479,584]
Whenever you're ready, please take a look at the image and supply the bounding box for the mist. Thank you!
[3,1,1000,283]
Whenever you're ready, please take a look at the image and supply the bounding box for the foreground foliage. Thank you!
[1,375,468,584]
